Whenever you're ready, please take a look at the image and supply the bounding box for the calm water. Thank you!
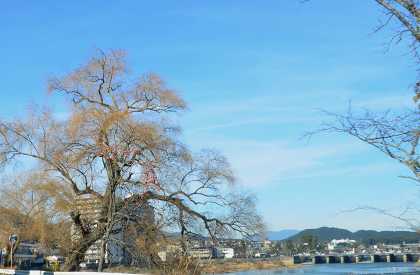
[219,263,420,275]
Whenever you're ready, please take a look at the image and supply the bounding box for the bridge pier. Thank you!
[410,254,417,262]
[391,254,405,262]
[372,255,387,263]
[403,254,419,262]
[312,255,327,264]
[403,254,408,263]
[356,255,371,263]
[326,255,340,264]
[340,255,355,264]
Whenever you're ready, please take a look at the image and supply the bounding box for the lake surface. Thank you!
[219,263,420,275]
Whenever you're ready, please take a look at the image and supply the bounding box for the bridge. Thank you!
[293,253,420,264]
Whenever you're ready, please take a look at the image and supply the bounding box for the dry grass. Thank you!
[201,257,296,274]
[105,257,296,275]
[105,256,203,275]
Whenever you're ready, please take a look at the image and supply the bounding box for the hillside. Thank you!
[288,227,420,244]
[289,227,352,242]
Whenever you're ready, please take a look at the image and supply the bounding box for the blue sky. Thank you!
[1,0,418,231]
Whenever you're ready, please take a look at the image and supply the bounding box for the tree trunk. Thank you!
[64,236,99,271]
[64,251,82,271]
[97,239,106,272]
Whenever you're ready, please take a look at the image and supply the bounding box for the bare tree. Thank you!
[309,0,420,175]
[374,1,419,46]
[372,0,420,103]
[0,50,264,271]
[306,1,419,228]
[311,107,420,181]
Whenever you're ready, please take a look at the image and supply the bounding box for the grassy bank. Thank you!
[201,257,296,274]
[104,257,296,274]
[0,258,297,275]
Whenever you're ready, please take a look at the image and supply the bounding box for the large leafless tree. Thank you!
[0,50,263,271]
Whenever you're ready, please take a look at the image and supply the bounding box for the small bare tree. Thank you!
[312,107,420,180]
[310,0,420,176]
[308,1,419,229]
[0,50,264,271]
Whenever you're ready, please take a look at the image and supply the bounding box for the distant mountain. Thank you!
[288,227,420,245]
[289,227,352,242]
[267,230,300,240]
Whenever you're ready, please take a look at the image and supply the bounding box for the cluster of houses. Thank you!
[0,241,64,270]
[0,194,271,270]
[178,238,275,260]
[0,238,265,269]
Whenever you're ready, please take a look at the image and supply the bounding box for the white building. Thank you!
[327,239,356,251]
[188,247,213,259]
[219,247,234,259]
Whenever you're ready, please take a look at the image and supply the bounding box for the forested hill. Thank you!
[287,227,420,244]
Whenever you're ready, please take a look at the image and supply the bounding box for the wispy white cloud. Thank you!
[187,137,372,187]
[186,113,320,134]
[354,94,415,110]
[182,89,414,191]
[271,161,401,184]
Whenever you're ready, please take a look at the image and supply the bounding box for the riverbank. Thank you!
[0,258,297,275]
[201,257,297,274]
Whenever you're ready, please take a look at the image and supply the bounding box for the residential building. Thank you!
[12,241,44,269]
[219,247,234,259]
[327,239,356,251]
[188,247,213,259]
[72,194,124,265]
